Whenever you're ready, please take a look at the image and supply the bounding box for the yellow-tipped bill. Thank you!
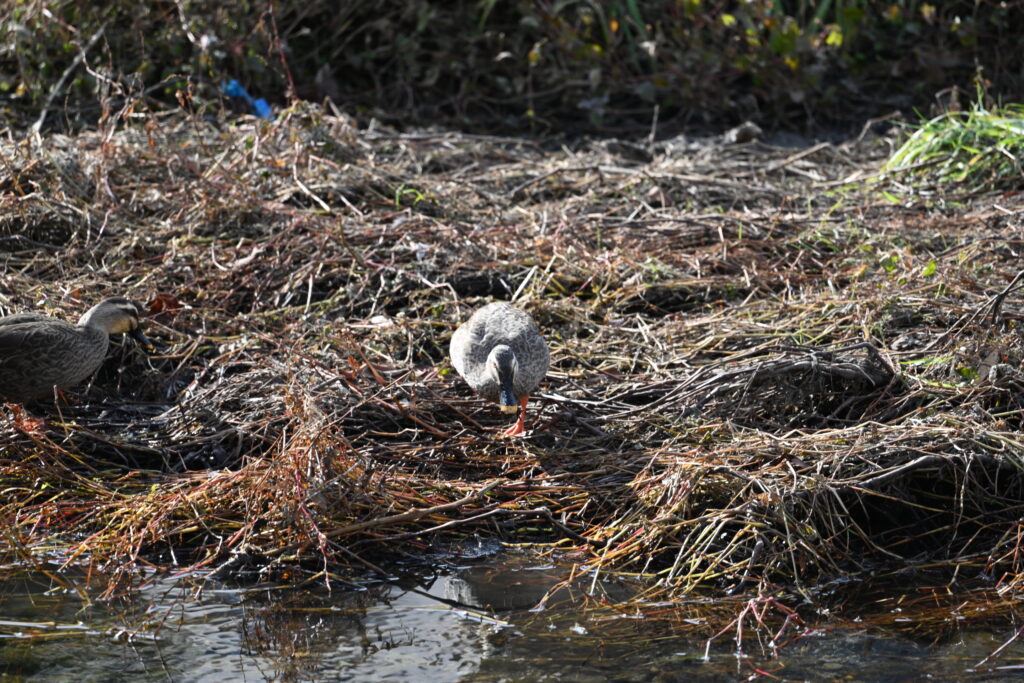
[130,327,156,352]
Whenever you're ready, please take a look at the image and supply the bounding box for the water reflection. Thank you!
[2,550,1024,681]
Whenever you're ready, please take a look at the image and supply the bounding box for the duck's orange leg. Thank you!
[501,396,530,437]
[6,404,44,432]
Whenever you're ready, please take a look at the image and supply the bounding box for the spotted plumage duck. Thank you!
[450,302,549,437]
[0,297,152,428]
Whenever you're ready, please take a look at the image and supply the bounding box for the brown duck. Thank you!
[450,302,549,437]
[0,297,151,427]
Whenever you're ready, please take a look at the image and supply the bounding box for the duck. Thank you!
[450,301,549,437]
[0,297,152,428]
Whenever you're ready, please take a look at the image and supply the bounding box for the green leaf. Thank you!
[878,252,898,273]
[957,366,980,381]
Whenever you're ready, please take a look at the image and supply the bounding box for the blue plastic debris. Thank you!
[222,79,274,120]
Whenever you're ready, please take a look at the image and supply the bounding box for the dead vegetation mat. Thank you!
[2,106,1024,607]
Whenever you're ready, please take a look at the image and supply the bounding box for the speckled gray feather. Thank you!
[450,302,549,402]
[0,297,143,403]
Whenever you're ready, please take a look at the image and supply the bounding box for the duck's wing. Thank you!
[0,321,67,355]
[0,322,81,400]
[449,320,471,377]
[450,311,497,377]
[0,313,53,329]
[511,327,549,395]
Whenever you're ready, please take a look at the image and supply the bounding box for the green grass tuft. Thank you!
[885,100,1024,193]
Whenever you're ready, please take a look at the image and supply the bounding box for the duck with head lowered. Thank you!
[450,301,549,437]
[0,296,152,428]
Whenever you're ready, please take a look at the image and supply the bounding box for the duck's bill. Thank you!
[499,382,518,413]
[130,327,156,352]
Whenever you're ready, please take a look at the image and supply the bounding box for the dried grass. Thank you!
[1,105,1024,611]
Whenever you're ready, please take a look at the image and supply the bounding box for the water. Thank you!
[2,550,1023,681]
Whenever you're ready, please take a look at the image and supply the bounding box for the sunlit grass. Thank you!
[884,100,1024,192]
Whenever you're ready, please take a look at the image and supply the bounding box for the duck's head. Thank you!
[79,297,153,349]
[485,344,520,413]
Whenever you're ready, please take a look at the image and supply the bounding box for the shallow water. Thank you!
[2,550,1023,682]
